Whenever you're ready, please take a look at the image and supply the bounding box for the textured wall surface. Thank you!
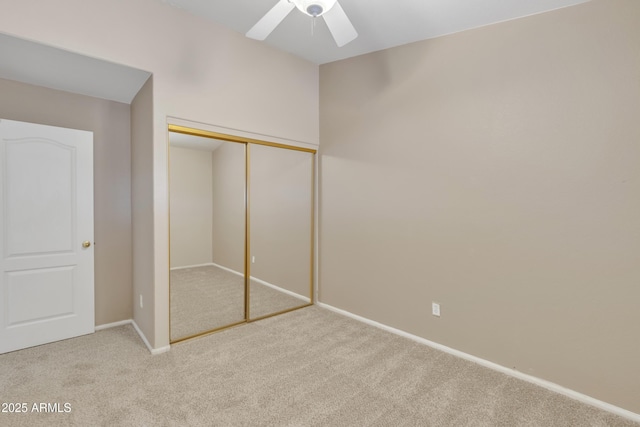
[320,0,640,413]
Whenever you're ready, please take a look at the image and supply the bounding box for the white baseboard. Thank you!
[317,302,640,423]
[95,319,132,331]
[174,262,243,277]
[208,262,311,303]
[211,262,243,277]
[170,262,214,271]
[94,319,169,355]
[150,345,171,355]
[251,276,310,303]
[130,320,170,355]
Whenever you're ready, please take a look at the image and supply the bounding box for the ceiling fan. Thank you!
[246,0,358,47]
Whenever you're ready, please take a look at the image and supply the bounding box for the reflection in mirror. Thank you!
[169,131,246,341]
[249,144,314,320]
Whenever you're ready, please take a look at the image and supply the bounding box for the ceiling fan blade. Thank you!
[323,1,358,47]
[246,0,295,41]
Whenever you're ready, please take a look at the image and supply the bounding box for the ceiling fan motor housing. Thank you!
[292,0,338,17]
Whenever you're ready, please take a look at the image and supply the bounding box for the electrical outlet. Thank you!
[252,256,255,264]
[432,302,440,317]
[139,294,143,309]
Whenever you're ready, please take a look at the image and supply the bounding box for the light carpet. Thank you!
[0,306,637,426]
[170,265,306,340]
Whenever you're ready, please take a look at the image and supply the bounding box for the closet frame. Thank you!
[168,124,316,344]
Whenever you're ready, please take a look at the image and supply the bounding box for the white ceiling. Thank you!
[161,0,590,64]
[0,1,589,104]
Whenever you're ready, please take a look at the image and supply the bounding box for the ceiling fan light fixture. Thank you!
[247,0,357,48]
[291,0,338,17]
[307,4,323,17]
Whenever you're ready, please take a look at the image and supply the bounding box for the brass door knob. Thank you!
[82,241,91,248]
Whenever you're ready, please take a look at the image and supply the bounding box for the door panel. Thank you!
[7,266,75,325]
[4,140,75,256]
[0,119,94,354]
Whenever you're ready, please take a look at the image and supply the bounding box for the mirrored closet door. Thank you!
[169,130,246,342]
[248,144,314,320]
[168,125,315,344]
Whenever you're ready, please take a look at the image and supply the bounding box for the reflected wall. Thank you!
[169,133,246,341]
[249,144,314,319]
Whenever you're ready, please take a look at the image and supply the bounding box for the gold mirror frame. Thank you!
[168,124,316,344]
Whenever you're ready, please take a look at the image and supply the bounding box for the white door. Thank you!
[0,119,94,354]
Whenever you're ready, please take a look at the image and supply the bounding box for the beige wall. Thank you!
[211,142,246,274]
[319,0,640,414]
[0,77,133,327]
[131,76,154,343]
[250,144,313,299]
[169,141,245,272]
[169,146,213,268]
[0,0,319,348]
